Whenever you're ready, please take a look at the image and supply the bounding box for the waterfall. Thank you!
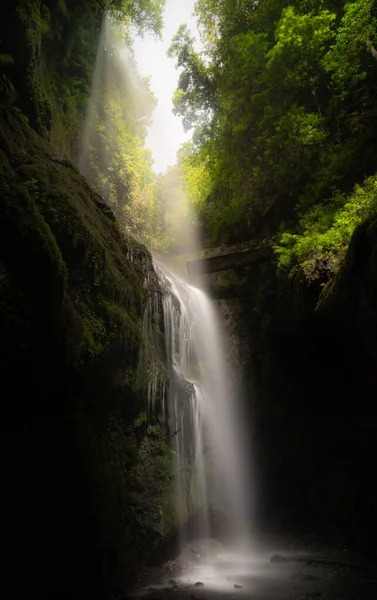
[145,260,251,545]
[78,12,252,550]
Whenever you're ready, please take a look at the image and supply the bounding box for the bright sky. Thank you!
[133,0,200,174]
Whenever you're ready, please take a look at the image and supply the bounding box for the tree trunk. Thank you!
[366,40,377,61]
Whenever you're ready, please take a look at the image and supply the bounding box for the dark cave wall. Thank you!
[0,113,174,599]
[218,232,377,557]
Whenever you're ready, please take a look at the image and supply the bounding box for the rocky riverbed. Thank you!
[121,536,377,600]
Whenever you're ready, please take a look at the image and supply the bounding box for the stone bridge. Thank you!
[186,245,273,280]
[185,242,274,299]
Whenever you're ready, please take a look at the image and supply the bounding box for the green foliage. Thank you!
[0,54,14,66]
[78,20,164,249]
[0,0,165,141]
[0,1,171,252]
[268,7,336,80]
[168,24,215,131]
[0,110,170,583]
[133,410,148,427]
[276,176,377,280]
[128,417,174,536]
[109,0,165,37]
[170,0,377,247]
[104,410,175,553]
[323,0,377,95]
[74,406,174,580]
[0,109,149,374]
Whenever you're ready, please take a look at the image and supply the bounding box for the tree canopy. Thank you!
[3,0,377,268]
[168,0,377,272]
[0,0,171,249]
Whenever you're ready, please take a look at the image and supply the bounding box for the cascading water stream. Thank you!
[72,15,346,597]
[78,12,251,552]
[147,260,251,547]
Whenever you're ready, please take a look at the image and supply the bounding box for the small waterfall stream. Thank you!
[146,260,251,545]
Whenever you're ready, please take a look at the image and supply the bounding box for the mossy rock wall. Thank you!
[0,112,174,599]
[228,229,377,558]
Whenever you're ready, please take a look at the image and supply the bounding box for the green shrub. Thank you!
[276,175,377,280]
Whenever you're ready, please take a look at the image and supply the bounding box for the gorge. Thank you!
[1,2,377,600]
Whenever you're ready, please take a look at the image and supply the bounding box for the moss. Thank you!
[0,111,149,372]
[0,111,171,598]
[72,407,176,582]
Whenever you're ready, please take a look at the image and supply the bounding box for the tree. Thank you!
[167,24,215,133]
[169,0,377,249]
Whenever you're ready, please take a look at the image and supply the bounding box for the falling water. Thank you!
[79,11,251,550]
[146,261,251,546]
[73,14,334,598]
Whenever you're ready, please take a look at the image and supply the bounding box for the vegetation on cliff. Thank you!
[169,0,377,283]
[165,3,377,561]
[0,105,177,597]
[0,0,177,251]
[277,175,377,281]
[0,2,183,598]
[2,1,377,595]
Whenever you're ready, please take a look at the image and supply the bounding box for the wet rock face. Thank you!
[0,114,167,600]
[205,220,377,561]
[254,319,377,557]
[312,215,377,555]
[253,232,377,558]
[216,298,249,384]
[318,213,377,365]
